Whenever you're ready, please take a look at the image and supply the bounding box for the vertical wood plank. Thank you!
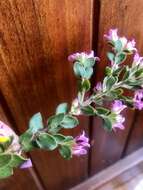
[125,111,143,155]
[90,0,142,175]
[120,0,143,156]
[0,0,93,189]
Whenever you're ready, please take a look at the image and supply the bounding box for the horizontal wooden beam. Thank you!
[71,147,143,190]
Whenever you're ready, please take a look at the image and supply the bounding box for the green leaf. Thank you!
[73,62,85,77]
[103,76,117,91]
[56,103,68,114]
[0,166,13,179]
[9,154,27,168]
[0,154,27,179]
[29,112,44,134]
[0,154,12,168]
[84,58,95,68]
[20,132,34,152]
[0,146,4,153]
[36,133,57,150]
[135,68,143,77]
[73,62,81,77]
[105,66,112,76]
[103,118,112,131]
[48,113,64,134]
[115,53,126,64]
[110,88,123,98]
[112,67,123,76]
[123,49,133,54]
[81,105,95,115]
[107,52,114,62]
[122,66,130,80]
[114,39,122,52]
[61,115,79,129]
[118,95,133,107]
[81,79,91,92]
[63,136,74,143]
[84,67,93,79]
[73,62,93,79]
[54,135,74,146]
[59,145,72,160]
[54,134,66,143]
[96,107,110,116]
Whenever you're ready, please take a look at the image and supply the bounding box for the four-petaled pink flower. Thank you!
[72,131,90,156]
[133,90,143,110]
[111,100,127,130]
[68,50,99,63]
[104,29,118,41]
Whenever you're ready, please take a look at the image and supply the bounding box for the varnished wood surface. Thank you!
[90,0,143,176]
[125,110,143,155]
[0,0,143,189]
[97,162,143,190]
[0,0,93,189]
[72,147,143,190]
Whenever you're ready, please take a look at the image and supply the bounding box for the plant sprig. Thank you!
[1,29,143,179]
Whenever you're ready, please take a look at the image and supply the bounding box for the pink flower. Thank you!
[68,50,99,63]
[120,38,136,52]
[112,100,127,113]
[125,39,137,52]
[104,29,137,52]
[117,37,136,52]
[0,121,20,152]
[72,131,90,156]
[120,37,128,47]
[95,82,102,91]
[111,100,127,130]
[112,115,125,130]
[20,159,33,169]
[133,53,143,67]
[133,90,143,110]
[104,29,119,41]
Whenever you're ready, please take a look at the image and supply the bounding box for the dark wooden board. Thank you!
[0,0,93,189]
[89,0,142,175]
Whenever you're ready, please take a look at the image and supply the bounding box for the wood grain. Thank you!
[0,0,93,189]
[120,1,143,156]
[125,111,143,155]
[90,0,142,175]
[71,147,143,190]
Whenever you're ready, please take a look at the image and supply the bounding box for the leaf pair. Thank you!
[48,113,79,134]
[73,57,96,79]
[0,154,27,179]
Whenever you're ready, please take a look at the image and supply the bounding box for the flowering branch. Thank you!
[0,29,143,179]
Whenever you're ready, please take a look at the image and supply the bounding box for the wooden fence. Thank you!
[0,0,143,189]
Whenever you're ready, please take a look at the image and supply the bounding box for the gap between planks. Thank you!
[71,147,143,190]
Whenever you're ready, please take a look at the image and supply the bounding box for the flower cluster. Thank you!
[111,100,127,130]
[104,29,137,53]
[0,29,143,179]
[72,131,90,155]
[133,90,143,110]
